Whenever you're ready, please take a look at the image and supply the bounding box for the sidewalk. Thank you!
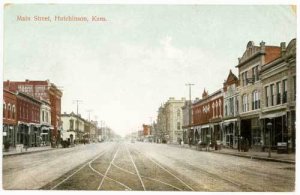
[171,143,295,164]
[2,145,56,157]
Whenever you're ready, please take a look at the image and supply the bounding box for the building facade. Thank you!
[3,90,17,147]
[192,89,223,148]
[4,80,63,146]
[236,41,281,151]
[260,39,296,153]
[222,70,240,148]
[16,92,42,147]
[163,97,186,144]
[61,112,85,143]
[181,101,191,144]
[40,100,52,146]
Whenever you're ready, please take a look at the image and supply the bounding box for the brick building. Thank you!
[192,89,223,147]
[3,90,17,147]
[4,80,62,146]
[16,92,42,147]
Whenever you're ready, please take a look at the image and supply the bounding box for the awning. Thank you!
[41,126,50,131]
[223,118,238,125]
[201,124,209,129]
[260,112,286,119]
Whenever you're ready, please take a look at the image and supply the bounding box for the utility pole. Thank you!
[185,83,195,145]
[86,109,93,141]
[86,109,93,121]
[73,100,83,142]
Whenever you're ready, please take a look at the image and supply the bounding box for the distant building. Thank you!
[61,112,85,143]
[181,100,191,144]
[163,97,186,144]
[143,124,151,136]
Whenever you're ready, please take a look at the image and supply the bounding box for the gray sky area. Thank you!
[3,4,296,136]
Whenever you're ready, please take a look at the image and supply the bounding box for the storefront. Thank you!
[240,116,262,151]
[222,119,238,148]
[260,112,288,152]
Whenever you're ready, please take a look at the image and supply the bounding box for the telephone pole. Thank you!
[73,99,83,142]
[185,83,195,145]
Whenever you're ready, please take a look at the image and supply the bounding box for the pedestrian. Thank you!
[245,138,249,152]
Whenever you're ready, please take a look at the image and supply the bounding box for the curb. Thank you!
[3,148,56,157]
[212,151,295,164]
[167,143,295,164]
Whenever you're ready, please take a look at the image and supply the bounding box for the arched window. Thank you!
[3,103,6,118]
[12,105,15,119]
[8,104,11,119]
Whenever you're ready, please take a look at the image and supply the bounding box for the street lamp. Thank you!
[267,122,272,158]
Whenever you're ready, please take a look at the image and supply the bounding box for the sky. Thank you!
[3,4,297,137]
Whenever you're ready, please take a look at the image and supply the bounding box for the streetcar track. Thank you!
[128,145,195,191]
[98,146,120,190]
[145,150,257,192]
[111,162,182,191]
[125,144,146,191]
[50,148,108,190]
[89,154,132,190]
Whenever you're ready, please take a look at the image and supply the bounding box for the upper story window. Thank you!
[270,84,275,106]
[252,90,260,110]
[242,72,248,86]
[235,99,239,114]
[3,103,6,118]
[282,79,288,103]
[8,104,11,119]
[242,94,248,112]
[70,119,74,130]
[229,97,234,116]
[252,65,259,82]
[265,86,269,107]
[42,111,45,122]
[276,82,281,105]
[177,109,181,117]
[12,105,15,119]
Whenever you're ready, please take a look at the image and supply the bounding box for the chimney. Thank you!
[280,42,286,56]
